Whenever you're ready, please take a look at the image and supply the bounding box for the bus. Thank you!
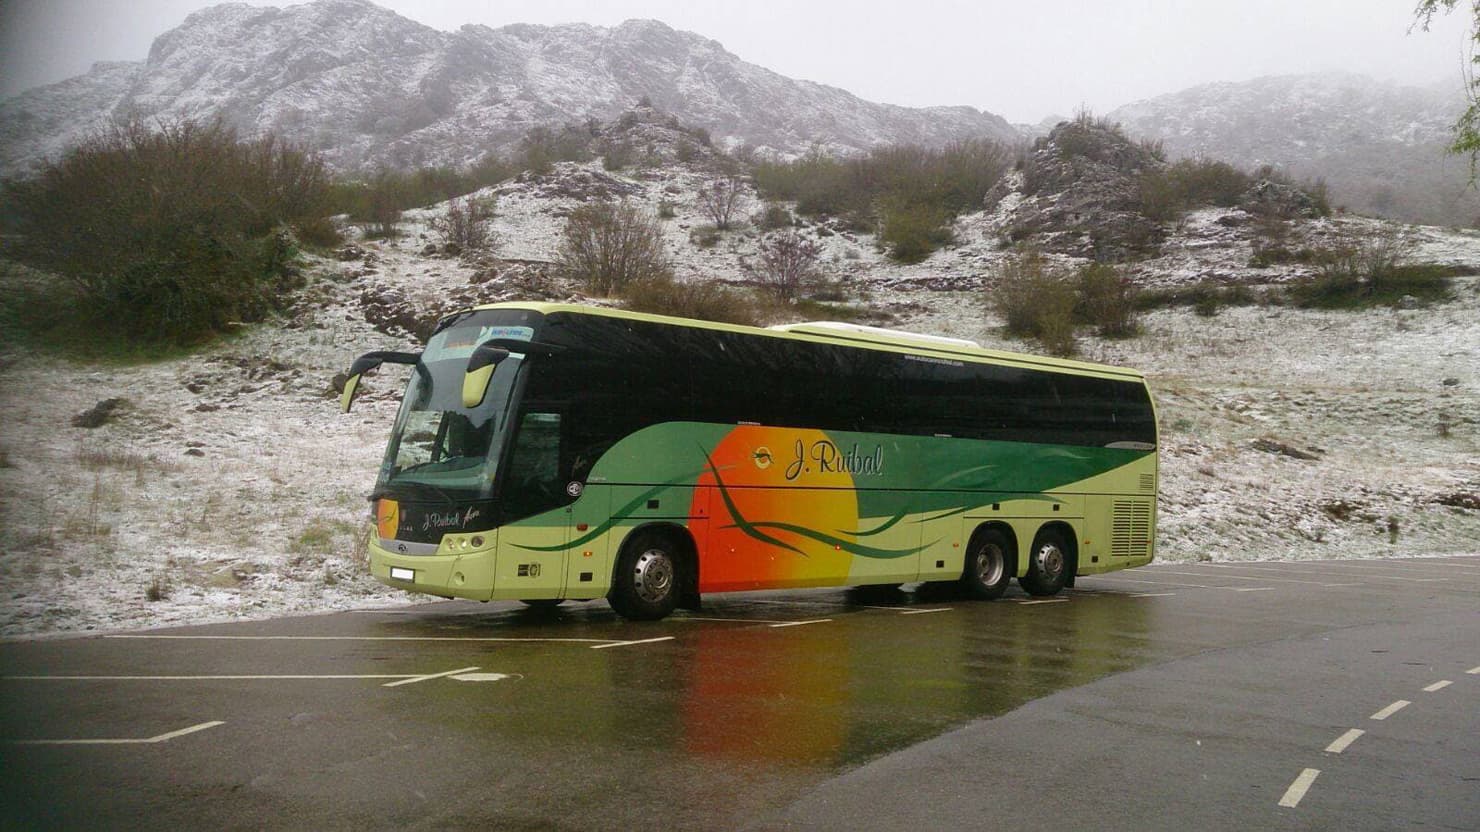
[340,302,1158,620]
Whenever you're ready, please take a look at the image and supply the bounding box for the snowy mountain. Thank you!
[0,0,1019,175]
[1107,72,1478,226]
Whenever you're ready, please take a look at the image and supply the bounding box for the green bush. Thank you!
[879,201,953,264]
[1074,263,1140,337]
[3,118,328,346]
[989,249,1078,355]
[619,275,760,325]
[752,139,1011,240]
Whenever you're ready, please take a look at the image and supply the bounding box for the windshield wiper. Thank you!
[368,480,459,506]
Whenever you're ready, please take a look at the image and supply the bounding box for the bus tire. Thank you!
[961,528,1013,600]
[1019,529,1070,596]
[608,531,680,621]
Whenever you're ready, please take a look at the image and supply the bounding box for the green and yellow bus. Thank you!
[341,302,1157,620]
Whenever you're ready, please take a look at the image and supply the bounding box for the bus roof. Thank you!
[465,301,1147,382]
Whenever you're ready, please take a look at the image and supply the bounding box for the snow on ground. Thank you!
[1,163,1477,637]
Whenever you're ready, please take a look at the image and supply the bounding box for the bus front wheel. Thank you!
[1019,530,1070,596]
[609,532,680,621]
[961,529,1013,600]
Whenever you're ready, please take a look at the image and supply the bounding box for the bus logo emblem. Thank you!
[752,447,773,469]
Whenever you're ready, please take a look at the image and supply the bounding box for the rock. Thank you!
[72,398,126,428]
[1250,438,1321,460]
[184,448,206,457]
[193,403,221,413]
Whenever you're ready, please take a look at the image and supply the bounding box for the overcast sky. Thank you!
[0,0,1469,122]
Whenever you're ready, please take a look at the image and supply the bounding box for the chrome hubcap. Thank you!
[632,549,674,603]
[1035,543,1064,579]
[976,544,1005,585]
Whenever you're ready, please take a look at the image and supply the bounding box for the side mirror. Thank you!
[340,351,420,413]
[461,342,511,409]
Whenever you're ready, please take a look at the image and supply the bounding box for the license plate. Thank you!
[389,567,415,582]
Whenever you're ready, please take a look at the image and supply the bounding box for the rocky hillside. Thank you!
[1107,72,1478,227]
[0,0,1018,176]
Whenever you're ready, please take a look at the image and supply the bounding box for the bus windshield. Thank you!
[376,322,530,502]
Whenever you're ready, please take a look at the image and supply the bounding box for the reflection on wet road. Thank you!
[2,557,1477,830]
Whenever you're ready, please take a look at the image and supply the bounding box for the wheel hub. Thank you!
[1036,543,1064,578]
[976,544,1005,585]
[632,549,674,603]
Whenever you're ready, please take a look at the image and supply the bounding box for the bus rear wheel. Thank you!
[609,532,680,621]
[961,529,1012,600]
[1019,529,1070,596]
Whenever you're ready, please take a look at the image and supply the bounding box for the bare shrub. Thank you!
[699,175,744,230]
[428,195,498,255]
[557,201,673,296]
[748,231,821,302]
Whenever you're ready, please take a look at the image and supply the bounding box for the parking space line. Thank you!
[107,635,617,645]
[1370,700,1410,720]
[1017,599,1068,605]
[1278,768,1321,808]
[12,720,225,746]
[674,616,800,625]
[1469,666,1480,675]
[382,666,481,688]
[1100,577,1274,592]
[1197,567,1360,587]
[899,608,951,615]
[1129,592,1177,598]
[589,636,675,650]
[5,674,449,682]
[1422,680,1452,692]
[768,619,833,629]
[1324,728,1364,754]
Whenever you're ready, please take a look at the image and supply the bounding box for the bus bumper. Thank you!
[368,535,498,601]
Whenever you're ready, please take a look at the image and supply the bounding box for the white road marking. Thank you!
[1128,592,1177,598]
[1468,666,1480,675]
[1104,577,1274,592]
[675,616,799,625]
[589,636,675,649]
[1181,568,1359,587]
[1324,728,1364,754]
[1422,680,1452,692]
[1278,768,1321,808]
[449,672,516,682]
[5,674,440,681]
[107,634,615,644]
[382,666,481,688]
[1370,700,1410,720]
[1017,599,1068,605]
[899,608,951,615]
[768,619,833,629]
[12,720,225,746]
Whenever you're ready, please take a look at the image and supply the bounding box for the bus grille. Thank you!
[1111,501,1152,558]
[1140,473,1155,492]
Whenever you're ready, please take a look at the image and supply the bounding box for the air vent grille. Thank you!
[1112,500,1152,559]
[1140,473,1155,492]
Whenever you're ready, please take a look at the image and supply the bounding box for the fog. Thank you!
[0,0,1469,121]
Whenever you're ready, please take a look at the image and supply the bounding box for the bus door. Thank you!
[500,409,575,598]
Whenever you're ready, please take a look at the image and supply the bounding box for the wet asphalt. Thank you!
[1,557,1477,831]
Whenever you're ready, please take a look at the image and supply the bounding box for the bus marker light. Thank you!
[583,551,593,558]
[390,567,415,582]
[471,536,484,547]
[576,523,589,531]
